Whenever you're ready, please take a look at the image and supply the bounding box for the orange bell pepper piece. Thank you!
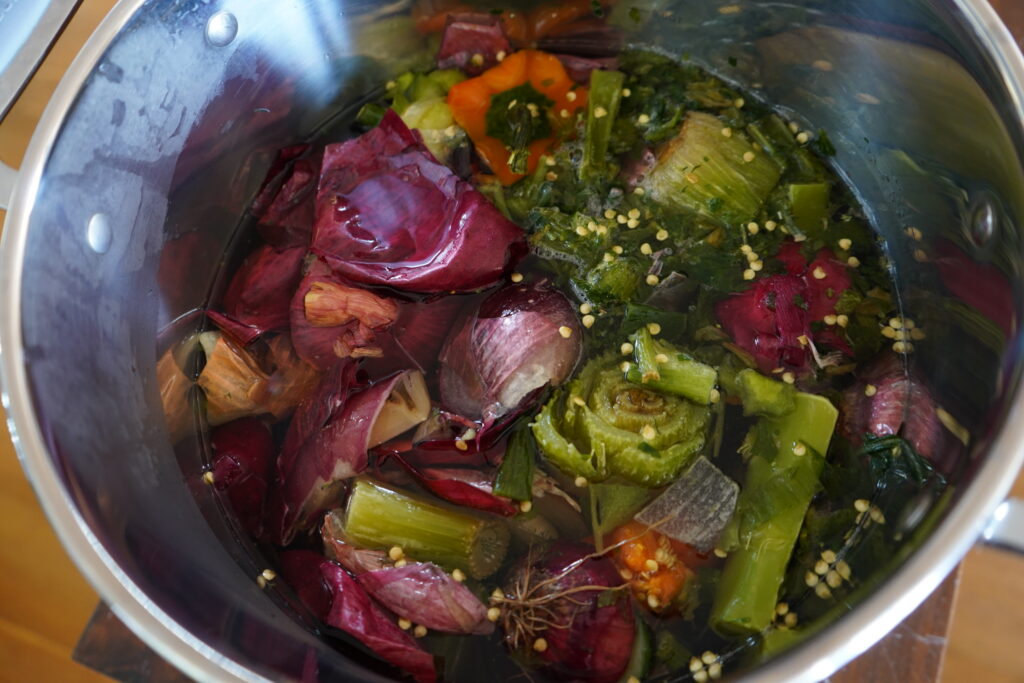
[610,521,703,613]
[447,50,587,185]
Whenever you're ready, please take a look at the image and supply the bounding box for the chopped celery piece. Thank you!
[710,393,838,636]
[343,478,510,579]
[634,456,739,552]
[745,114,796,166]
[787,182,830,236]
[577,257,644,304]
[628,327,719,404]
[493,426,535,502]
[735,368,796,417]
[582,69,626,180]
[642,111,782,226]
[532,354,710,487]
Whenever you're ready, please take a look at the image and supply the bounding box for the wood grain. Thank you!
[0,2,1022,683]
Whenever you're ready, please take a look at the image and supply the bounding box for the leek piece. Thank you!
[642,111,782,226]
[493,426,535,502]
[582,69,626,180]
[787,182,830,236]
[734,368,796,417]
[710,393,838,636]
[342,478,510,579]
[627,327,719,404]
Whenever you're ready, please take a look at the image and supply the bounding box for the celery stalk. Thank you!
[343,478,510,579]
[582,69,625,180]
[710,393,838,636]
[642,111,782,226]
[628,327,719,404]
[787,182,830,237]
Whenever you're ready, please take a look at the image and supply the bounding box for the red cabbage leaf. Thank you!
[252,145,320,249]
[311,111,526,293]
[208,245,306,345]
[716,242,851,374]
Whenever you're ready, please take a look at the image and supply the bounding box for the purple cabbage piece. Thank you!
[311,111,526,293]
[320,561,437,683]
[357,562,495,636]
[439,281,582,422]
[437,13,511,76]
[208,244,306,345]
[271,371,416,545]
[252,145,320,249]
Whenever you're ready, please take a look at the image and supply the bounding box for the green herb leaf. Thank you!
[486,83,553,174]
[493,425,536,501]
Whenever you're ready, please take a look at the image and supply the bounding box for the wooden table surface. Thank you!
[1,2,1023,682]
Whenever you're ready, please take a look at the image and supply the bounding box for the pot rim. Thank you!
[1,1,1023,682]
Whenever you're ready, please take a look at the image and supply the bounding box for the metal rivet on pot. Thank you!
[206,11,238,47]
[968,197,998,248]
[86,213,112,254]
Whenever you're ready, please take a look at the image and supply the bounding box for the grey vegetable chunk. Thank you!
[634,456,739,552]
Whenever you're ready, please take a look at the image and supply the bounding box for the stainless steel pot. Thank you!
[1,1,1023,681]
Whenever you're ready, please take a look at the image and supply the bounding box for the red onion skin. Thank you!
[507,542,635,683]
[439,282,582,421]
[839,354,945,461]
[278,549,333,621]
[320,561,437,683]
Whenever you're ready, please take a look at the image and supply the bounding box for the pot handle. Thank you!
[982,497,1024,553]
[0,0,83,210]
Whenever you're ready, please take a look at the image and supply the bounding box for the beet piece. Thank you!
[437,13,511,76]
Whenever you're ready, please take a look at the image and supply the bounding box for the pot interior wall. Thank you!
[13,0,1024,680]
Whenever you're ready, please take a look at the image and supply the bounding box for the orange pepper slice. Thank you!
[610,521,697,613]
[447,50,588,185]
